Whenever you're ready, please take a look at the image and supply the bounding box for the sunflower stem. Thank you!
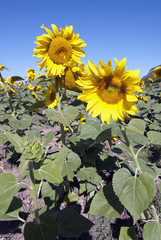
[55,76,66,145]
[28,160,40,224]
[119,125,142,175]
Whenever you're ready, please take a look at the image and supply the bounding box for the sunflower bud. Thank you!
[23,141,45,162]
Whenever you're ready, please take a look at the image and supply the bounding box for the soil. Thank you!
[0,124,159,240]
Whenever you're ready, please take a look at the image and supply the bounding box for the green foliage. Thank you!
[0,197,22,221]
[57,208,93,238]
[88,182,124,218]
[119,227,137,240]
[0,173,23,203]
[24,215,58,240]
[113,168,156,224]
[143,222,161,240]
[0,69,161,239]
[46,105,79,125]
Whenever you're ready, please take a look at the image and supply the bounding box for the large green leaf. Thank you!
[34,159,63,184]
[5,131,26,153]
[0,197,22,221]
[9,117,32,130]
[77,167,102,186]
[51,146,81,181]
[11,76,24,81]
[88,182,124,218]
[147,131,161,145]
[143,222,161,240]
[126,119,146,134]
[46,105,79,125]
[57,208,93,238]
[24,215,58,240]
[119,226,137,240]
[113,168,155,224]
[0,173,22,203]
[61,151,81,181]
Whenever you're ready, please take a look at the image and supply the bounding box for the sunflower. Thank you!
[136,95,148,102]
[7,77,16,85]
[18,82,23,86]
[27,69,36,81]
[0,64,3,71]
[148,78,154,83]
[33,24,86,77]
[44,83,58,109]
[153,66,161,79]
[76,58,142,124]
[58,62,86,92]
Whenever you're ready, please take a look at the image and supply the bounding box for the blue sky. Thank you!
[1,0,161,80]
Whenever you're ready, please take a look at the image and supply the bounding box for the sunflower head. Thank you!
[58,62,86,92]
[18,82,23,86]
[0,64,3,71]
[44,83,58,109]
[27,69,36,81]
[153,66,161,79]
[148,78,154,83]
[76,58,142,124]
[7,77,16,85]
[33,24,86,77]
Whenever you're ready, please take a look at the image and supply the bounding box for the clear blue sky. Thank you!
[1,0,161,80]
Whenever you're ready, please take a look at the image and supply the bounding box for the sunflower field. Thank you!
[0,24,161,240]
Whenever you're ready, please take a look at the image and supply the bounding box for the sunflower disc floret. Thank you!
[76,58,142,124]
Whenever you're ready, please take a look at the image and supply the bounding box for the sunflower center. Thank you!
[156,68,161,77]
[98,76,125,104]
[49,91,56,102]
[48,36,72,65]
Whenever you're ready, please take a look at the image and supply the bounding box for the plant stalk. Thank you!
[150,203,159,222]
[28,160,40,224]
[54,76,66,145]
[120,125,142,175]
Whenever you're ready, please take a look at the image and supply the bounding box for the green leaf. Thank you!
[9,117,32,130]
[119,226,137,240]
[88,128,112,148]
[147,131,161,145]
[64,191,79,204]
[5,131,26,153]
[57,208,93,238]
[61,151,81,181]
[28,100,45,111]
[143,222,161,240]
[88,182,124,218]
[0,173,23,203]
[30,76,49,87]
[0,198,13,215]
[113,168,156,224]
[43,131,55,146]
[154,103,161,113]
[46,105,79,125]
[34,159,63,184]
[0,197,22,221]
[77,167,102,186]
[24,215,58,240]
[126,119,146,134]
[41,182,56,203]
[11,76,24,81]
